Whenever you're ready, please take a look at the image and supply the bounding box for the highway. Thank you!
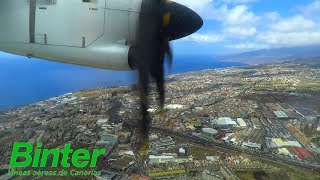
[151,126,320,173]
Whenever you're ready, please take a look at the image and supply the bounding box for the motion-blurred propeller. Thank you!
[128,0,203,144]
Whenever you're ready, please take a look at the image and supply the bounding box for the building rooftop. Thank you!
[236,118,247,127]
[96,119,109,126]
[165,104,185,109]
[278,148,291,156]
[202,128,218,134]
[214,117,237,126]
[274,111,289,119]
[272,138,285,147]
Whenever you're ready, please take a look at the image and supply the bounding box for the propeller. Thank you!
[129,0,203,142]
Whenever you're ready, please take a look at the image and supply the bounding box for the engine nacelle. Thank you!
[0,0,142,71]
[33,43,132,70]
[0,40,132,71]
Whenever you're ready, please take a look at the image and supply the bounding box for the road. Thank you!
[151,126,320,173]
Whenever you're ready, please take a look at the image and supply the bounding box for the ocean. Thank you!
[0,54,246,110]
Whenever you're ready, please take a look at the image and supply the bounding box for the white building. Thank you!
[242,142,261,149]
[179,148,186,155]
[101,123,123,131]
[202,128,218,136]
[148,154,192,164]
[287,141,302,148]
[165,104,185,110]
[148,155,176,164]
[273,111,289,119]
[268,138,302,148]
[96,119,109,126]
[278,148,292,156]
[236,118,247,127]
[212,117,238,128]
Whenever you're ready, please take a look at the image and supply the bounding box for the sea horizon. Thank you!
[0,54,246,111]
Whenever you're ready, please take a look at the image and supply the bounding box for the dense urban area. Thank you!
[0,59,320,179]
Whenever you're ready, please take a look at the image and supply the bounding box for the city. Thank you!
[0,59,319,179]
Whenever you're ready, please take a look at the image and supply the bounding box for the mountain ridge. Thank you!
[216,45,320,64]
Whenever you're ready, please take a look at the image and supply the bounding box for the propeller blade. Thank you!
[164,37,173,69]
[134,0,161,144]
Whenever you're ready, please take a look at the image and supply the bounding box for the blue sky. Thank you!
[173,0,320,55]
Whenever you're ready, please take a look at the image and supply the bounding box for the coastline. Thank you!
[0,61,248,112]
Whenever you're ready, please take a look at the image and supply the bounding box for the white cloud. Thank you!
[183,33,224,43]
[270,16,316,33]
[173,0,212,8]
[258,31,320,46]
[219,0,257,4]
[226,43,269,50]
[263,12,280,22]
[224,5,258,25]
[173,0,213,14]
[298,0,320,19]
[175,0,258,26]
[224,26,257,37]
[174,0,320,50]
[256,14,320,47]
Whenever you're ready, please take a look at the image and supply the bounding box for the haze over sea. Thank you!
[0,54,246,110]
